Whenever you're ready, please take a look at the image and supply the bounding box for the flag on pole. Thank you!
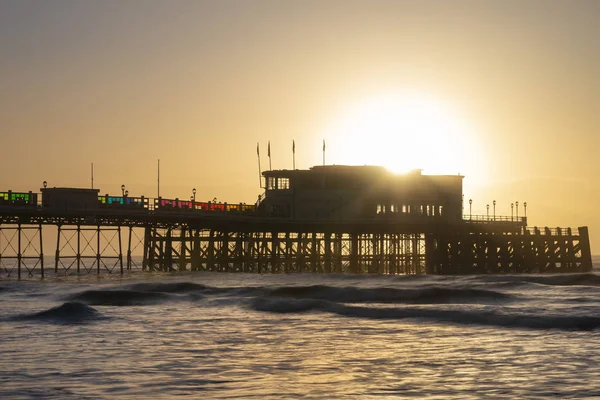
[323,139,326,152]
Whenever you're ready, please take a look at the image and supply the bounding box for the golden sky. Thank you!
[1,1,599,248]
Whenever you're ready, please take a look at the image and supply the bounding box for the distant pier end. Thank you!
[0,165,592,277]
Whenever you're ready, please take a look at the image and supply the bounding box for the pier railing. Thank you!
[525,227,578,236]
[463,214,526,223]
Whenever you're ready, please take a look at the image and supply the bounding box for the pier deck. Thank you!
[0,203,592,278]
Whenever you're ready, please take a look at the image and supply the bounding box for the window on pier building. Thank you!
[266,176,290,190]
[377,203,443,217]
[277,177,290,190]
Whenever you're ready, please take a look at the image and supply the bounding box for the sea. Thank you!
[2,258,600,399]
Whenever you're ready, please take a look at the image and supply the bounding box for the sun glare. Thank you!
[323,92,484,179]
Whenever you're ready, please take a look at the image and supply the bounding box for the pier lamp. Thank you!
[192,188,196,203]
[43,181,47,189]
[511,203,514,220]
[524,202,527,218]
[516,201,519,219]
[486,204,489,220]
[493,200,496,220]
[121,184,125,197]
[469,199,472,220]
[125,190,128,197]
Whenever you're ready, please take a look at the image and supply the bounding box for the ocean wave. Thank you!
[267,285,512,304]
[249,298,600,331]
[470,273,600,287]
[526,273,600,286]
[250,297,327,313]
[10,302,104,324]
[126,282,210,293]
[68,289,174,306]
[126,282,265,297]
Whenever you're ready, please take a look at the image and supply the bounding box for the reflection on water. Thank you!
[2,270,600,398]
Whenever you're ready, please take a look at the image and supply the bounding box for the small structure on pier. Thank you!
[41,187,100,211]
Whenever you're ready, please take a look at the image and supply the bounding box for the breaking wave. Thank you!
[267,285,512,304]
[250,298,600,331]
[68,289,174,306]
[470,273,600,287]
[126,282,264,297]
[10,302,104,324]
[126,282,210,293]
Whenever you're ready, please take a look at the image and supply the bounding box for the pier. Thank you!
[0,166,592,278]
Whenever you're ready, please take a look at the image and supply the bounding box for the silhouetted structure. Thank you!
[0,166,592,277]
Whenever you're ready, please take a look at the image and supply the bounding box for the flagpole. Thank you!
[292,140,296,170]
[257,142,262,187]
[91,162,94,189]
[268,140,272,171]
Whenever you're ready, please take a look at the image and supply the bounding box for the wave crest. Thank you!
[472,273,600,287]
[11,302,103,324]
[251,297,325,313]
[267,285,511,304]
[69,289,173,306]
[250,299,600,331]
[126,282,209,293]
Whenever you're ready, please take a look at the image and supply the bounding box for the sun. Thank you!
[321,91,484,179]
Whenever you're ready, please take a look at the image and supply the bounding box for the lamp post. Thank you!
[486,204,489,220]
[192,188,196,203]
[493,200,496,220]
[511,203,514,220]
[469,199,472,220]
[121,184,125,197]
[524,202,527,218]
[516,201,519,219]
[43,181,47,189]
[125,190,128,197]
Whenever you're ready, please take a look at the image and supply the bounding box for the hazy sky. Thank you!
[1,1,599,247]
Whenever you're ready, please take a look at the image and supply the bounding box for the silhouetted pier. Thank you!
[0,166,592,277]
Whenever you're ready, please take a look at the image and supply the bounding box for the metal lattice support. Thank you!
[55,225,123,275]
[427,228,592,274]
[127,227,145,270]
[0,224,44,278]
[140,225,592,276]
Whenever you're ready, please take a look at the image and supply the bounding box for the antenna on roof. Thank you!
[91,162,94,189]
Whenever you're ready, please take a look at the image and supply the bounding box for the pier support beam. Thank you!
[0,224,44,278]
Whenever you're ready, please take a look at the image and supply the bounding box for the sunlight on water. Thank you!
[2,268,600,398]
